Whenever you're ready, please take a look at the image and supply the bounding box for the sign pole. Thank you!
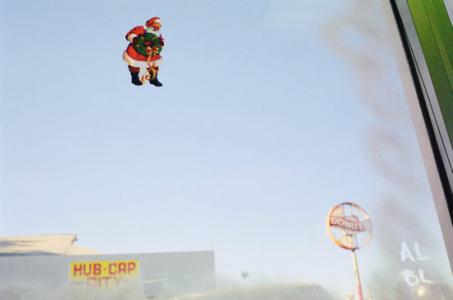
[326,202,371,300]
[352,249,364,300]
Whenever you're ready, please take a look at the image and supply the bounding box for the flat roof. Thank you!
[0,234,98,256]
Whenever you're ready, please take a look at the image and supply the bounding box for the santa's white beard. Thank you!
[145,27,160,35]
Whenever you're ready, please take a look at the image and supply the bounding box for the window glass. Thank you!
[445,0,453,25]
[0,1,452,299]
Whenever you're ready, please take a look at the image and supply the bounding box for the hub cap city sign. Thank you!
[327,202,372,250]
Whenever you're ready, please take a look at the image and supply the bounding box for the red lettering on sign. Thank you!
[86,276,118,287]
[114,276,122,285]
[118,262,127,274]
[83,264,91,276]
[87,276,98,287]
[330,216,367,232]
[101,276,111,287]
[73,264,83,276]
[109,263,117,275]
[128,262,136,273]
[93,263,101,275]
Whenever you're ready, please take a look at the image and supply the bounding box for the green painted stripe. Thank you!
[408,0,453,146]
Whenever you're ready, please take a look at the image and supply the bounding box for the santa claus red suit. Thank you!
[123,17,165,86]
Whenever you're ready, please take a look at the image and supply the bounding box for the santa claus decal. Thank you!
[123,17,165,87]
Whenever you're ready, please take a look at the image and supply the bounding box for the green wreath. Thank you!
[133,33,163,57]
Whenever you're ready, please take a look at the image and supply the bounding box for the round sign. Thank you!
[326,202,372,250]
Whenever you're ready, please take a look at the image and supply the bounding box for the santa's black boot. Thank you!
[128,66,142,86]
[149,77,163,87]
[148,66,163,87]
[131,73,143,86]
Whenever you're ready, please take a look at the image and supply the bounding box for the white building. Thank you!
[0,234,215,300]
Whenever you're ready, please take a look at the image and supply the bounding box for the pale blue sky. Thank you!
[0,0,451,295]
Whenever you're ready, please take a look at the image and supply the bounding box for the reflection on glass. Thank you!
[445,0,453,25]
[0,0,452,299]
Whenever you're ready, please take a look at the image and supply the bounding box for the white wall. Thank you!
[0,251,215,299]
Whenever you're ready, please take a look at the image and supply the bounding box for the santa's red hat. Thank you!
[146,17,162,27]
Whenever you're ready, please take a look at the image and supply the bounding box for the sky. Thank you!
[446,0,453,24]
[0,0,452,297]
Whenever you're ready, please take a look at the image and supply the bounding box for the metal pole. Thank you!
[352,249,364,300]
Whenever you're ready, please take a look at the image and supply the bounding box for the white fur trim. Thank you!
[123,51,162,79]
[127,34,137,42]
[123,51,162,67]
